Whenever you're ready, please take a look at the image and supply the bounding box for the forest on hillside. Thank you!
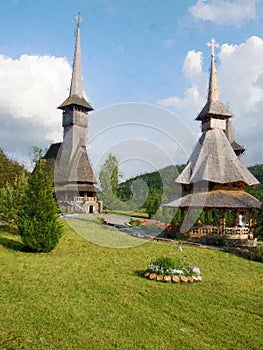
[0,149,26,188]
[117,163,263,205]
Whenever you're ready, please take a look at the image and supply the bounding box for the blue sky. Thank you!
[0,0,263,178]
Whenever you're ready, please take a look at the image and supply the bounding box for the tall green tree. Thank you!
[17,159,63,252]
[144,190,162,219]
[99,154,121,209]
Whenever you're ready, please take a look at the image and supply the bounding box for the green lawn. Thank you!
[0,220,262,350]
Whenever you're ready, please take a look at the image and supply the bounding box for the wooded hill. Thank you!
[118,163,263,197]
[0,149,26,188]
[117,163,263,217]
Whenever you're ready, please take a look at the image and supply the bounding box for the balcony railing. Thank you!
[187,225,251,238]
[73,196,97,204]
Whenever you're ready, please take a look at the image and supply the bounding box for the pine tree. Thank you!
[17,159,63,252]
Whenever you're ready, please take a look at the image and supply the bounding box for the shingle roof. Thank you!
[44,142,62,159]
[225,119,245,154]
[196,100,232,120]
[58,95,93,111]
[55,183,101,193]
[54,143,97,184]
[176,128,259,186]
[162,189,261,209]
[44,142,97,185]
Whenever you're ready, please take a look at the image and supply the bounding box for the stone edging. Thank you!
[144,270,202,283]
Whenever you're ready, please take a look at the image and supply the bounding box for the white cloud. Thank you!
[0,54,71,165]
[183,51,203,78]
[157,50,207,119]
[157,85,204,112]
[189,0,258,25]
[157,36,263,165]
[219,36,263,112]
[218,36,263,164]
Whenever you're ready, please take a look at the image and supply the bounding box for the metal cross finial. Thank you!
[75,12,83,28]
[207,38,219,58]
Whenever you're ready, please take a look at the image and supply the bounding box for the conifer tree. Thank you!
[17,159,63,252]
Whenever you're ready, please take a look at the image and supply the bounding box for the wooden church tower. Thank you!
[163,39,261,245]
[45,14,102,214]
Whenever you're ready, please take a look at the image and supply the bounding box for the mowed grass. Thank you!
[0,221,262,350]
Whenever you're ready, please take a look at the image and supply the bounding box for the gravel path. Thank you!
[63,213,132,226]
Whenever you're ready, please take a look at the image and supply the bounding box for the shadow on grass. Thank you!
[0,237,27,252]
[134,270,146,279]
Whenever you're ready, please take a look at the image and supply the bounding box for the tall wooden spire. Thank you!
[58,12,93,111]
[196,39,232,131]
[69,13,84,98]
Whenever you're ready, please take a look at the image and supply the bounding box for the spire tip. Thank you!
[75,12,83,28]
[207,38,219,58]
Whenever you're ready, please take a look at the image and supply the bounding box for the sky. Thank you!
[0,0,263,180]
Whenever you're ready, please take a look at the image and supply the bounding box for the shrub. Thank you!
[17,160,63,252]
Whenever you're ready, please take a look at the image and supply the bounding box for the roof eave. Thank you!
[58,95,94,111]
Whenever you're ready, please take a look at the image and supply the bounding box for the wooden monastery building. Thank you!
[162,39,261,246]
[44,15,102,214]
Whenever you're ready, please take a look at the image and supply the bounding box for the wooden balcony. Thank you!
[187,225,251,239]
[73,196,98,204]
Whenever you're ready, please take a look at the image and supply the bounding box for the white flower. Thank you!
[178,246,183,252]
[170,269,184,275]
[192,266,201,275]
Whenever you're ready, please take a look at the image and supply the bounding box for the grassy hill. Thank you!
[0,149,26,188]
[0,220,262,349]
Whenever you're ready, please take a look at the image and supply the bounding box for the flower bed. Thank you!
[129,218,170,230]
[144,255,202,283]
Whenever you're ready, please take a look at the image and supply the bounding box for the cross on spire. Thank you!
[207,38,219,58]
[75,12,82,28]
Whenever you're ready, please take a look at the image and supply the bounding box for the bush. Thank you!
[18,160,63,252]
[0,173,28,228]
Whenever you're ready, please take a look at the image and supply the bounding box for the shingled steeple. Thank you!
[163,38,259,202]
[58,13,93,111]
[45,13,102,214]
[196,39,232,132]
[174,39,258,188]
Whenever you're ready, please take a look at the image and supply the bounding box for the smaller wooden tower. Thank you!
[162,39,261,246]
[45,14,102,214]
